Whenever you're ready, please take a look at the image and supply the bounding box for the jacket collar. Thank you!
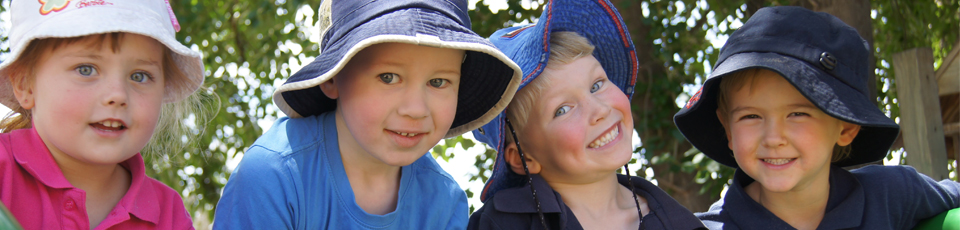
[493,174,564,214]
[725,166,865,229]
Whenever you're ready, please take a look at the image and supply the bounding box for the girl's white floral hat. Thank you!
[0,0,204,108]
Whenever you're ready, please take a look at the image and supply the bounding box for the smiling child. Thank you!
[675,6,960,229]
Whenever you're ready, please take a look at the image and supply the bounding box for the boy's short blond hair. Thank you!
[506,31,595,136]
[716,68,852,163]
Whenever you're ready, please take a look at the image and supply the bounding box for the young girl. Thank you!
[0,0,205,229]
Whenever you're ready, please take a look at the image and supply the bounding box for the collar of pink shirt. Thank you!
[9,127,161,225]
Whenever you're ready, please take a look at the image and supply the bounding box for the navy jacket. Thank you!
[697,165,960,230]
[468,174,706,230]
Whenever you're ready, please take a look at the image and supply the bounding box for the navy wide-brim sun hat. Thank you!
[674,6,900,168]
[273,0,522,138]
[472,0,638,202]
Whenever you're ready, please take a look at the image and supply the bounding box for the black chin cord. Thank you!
[504,118,549,230]
[623,163,645,230]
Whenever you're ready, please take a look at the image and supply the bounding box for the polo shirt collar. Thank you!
[116,153,160,224]
[10,127,73,189]
[725,166,865,229]
[817,166,864,229]
[493,174,563,214]
[10,127,160,224]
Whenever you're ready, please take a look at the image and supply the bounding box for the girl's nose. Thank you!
[102,75,128,107]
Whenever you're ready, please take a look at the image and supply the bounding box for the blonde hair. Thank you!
[716,68,852,162]
[506,31,595,141]
[0,33,216,156]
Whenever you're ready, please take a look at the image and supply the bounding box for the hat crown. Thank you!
[323,0,471,51]
[716,6,870,97]
[11,0,178,45]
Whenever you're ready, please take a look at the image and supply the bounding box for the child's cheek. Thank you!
[729,126,757,156]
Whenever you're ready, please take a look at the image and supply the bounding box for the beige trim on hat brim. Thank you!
[273,34,522,138]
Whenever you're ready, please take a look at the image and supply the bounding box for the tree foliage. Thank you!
[0,0,954,226]
[143,0,323,223]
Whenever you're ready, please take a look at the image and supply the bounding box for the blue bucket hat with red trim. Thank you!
[472,0,638,203]
[674,6,900,168]
[273,0,522,138]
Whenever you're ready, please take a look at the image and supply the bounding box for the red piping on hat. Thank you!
[501,25,534,38]
[599,0,638,87]
[521,64,543,86]
[598,0,630,47]
[629,50,638,85]
[518,0,554,85]
[480,115,508,202]
[541,0,552,52]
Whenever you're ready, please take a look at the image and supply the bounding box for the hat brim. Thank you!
[674,52,899,168]
[274,8,521,138]
[0,4,204,108]
[474,0,639,202]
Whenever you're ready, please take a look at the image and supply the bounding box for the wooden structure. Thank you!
[937,42,960,179]
[891,42,960,181]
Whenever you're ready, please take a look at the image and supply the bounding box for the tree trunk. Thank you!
[614,0,716,212]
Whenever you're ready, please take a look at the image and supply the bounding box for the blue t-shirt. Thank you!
[697,165,960,230]
[213,112,468,229]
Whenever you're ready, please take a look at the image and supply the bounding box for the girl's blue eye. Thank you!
[379,73,399,84]
[555,105,571,117]
[130,72,151,83]
[591,80,603,93]
[429,79,448,88]
[76,65,97,76]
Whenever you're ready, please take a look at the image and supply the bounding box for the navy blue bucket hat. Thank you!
[273,0,522,138]
[472,0,638,202]
[674,6,900,168]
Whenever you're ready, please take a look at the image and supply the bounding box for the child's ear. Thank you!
[716,109,733,149]
[11,75,35,110]
[836,122,861,146]
[505,142,541,175]
[318,78,339,99]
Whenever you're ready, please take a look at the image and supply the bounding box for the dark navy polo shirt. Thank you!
[696,165,960,230]
[468,174,706,230]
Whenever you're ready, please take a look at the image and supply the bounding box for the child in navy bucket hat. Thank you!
[467,0,705,229]
[674,6,960,229]
[213,0,522,229]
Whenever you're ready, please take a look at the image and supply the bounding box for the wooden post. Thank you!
[893,48,949,180]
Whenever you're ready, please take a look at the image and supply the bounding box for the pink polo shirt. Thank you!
[0,127,194,230]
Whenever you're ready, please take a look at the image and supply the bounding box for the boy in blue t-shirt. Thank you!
[213,0,522,229]
[674,6,960,229]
